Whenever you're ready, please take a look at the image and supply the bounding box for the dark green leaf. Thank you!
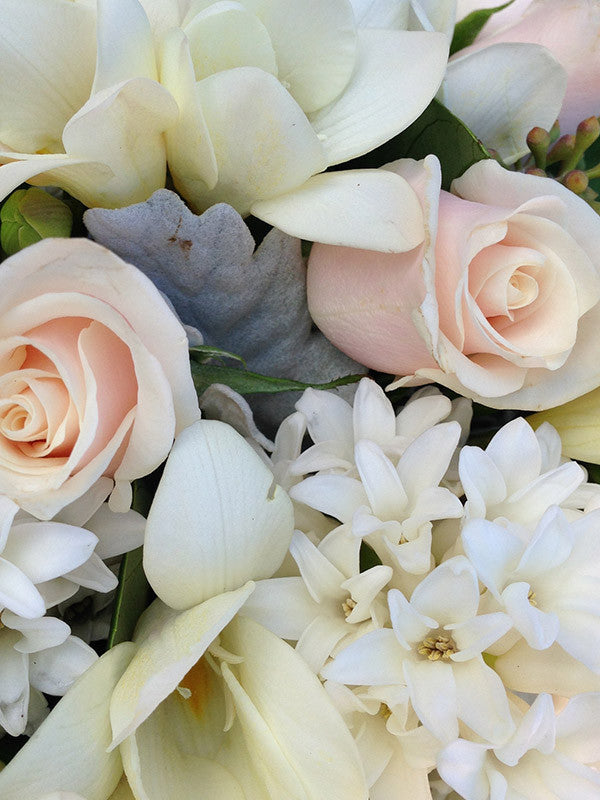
[359,542,382,572]
[333,99,491,190]
[106,478,155,648]
[450,1,515,55]
[0,187,72,256]
[106,547,152,648]
[0,735,28,767]
[389,100,492,190]
[191,361,365,396]
[189,344,246,366]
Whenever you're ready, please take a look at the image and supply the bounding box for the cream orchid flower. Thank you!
[0,0,178,209]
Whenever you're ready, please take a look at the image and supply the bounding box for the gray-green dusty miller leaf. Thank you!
[84,190,360,432]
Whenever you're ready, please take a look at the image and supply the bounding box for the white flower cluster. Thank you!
[0,479,144,738]
[247,378,600,799]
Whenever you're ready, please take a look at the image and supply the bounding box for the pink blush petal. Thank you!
[74,322,138,472]
[307,242,437,374]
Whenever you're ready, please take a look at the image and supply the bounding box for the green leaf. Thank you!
[191,361,365,396]
[333,99,491,191]
[450,0,516,55]
[0,188,72,256]
[390,99,492,190]
[189,344,246,366]
[106,478,155,649]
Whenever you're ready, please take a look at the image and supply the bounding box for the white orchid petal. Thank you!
[110,585,254,747]
[0,556,45,618]
[252,168,424,252]
[453,657,515,744]
[444,43,567,163]
[290,475,368,523]
[221,615,368,800]
[191,67,327,215]
[355,440,408,520]
[240,577,318,640]
[461,518,523,599]
[160,27,218,193]
[29,636,98,695]
[0,0,96,153]
[93,0,158,94]
[65,553,118,593]
[290,530,345,603]
[556,693,600,764]
[296,387,353,446]
[495,641,600,696]
[2,612,70,654]
[322,628,405,685]
[145,420,293,609]
[396,422,461,499]
[309,29,448,165]
[85,505,145,560]
[260,0,357,113]
[410,557,479,626]
[0,642,135,800]
[403,657,458,742]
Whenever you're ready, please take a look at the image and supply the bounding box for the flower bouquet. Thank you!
[0,1,599,799]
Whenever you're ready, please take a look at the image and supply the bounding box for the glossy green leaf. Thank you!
[107,479,154,649]
[191,361,365,396]
[450,0,516,56]
[335,99,491,190]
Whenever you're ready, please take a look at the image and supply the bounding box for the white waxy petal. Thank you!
[350,0,410,28]
[0,629,29,736]
[396,393,452,439]
[410,557,479,626]
[388,588,433,647]
[2,521,98,583]
[296,387,353,446]
[495,693,555,766]
[0,495,20,551]
[0,642,135,800]
[240,577,318,640]
[290,475,368,523]
[191,66,327,215]
[396,422,461,500]
[353,378,396,445]
[221,615,368,800]
[444,43,567,163]
[322,628,405,685]
[403,657,458,743]
[296,614,349,673]
[85,504,145,560]
[252,168,425,252]
[160,27,219,194]
[342,565,392,623]
[485,417,542,493]
[110,585,254,746]
[29,636,98,695]
[0,0,96,153]
[309,29,448,165]
[556,693,600,764]
[144,420,293,610]
[516,506,573,577]
[260,0,357,113]
[459,446,507,518]
[0,556,45,619]
[495,641,600,696]
[355,440,408,521]
[450,612,513,662]
[65,553,118,594]
[184,3,278,81]
[92,0,158,94]
[461,518,523,599]
[452,657,515,745]
[53,477,113,528]
[437,739,491,800]
[508,464,585,528]
[290,530,346,603]
[2,612,70,654]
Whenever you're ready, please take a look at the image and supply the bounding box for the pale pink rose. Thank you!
[0,238,199,519]
[307,156,600,410]
[455,0,600,133]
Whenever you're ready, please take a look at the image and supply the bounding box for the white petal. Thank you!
[240,577,318,640]
[444,43,567,163]
[0,0,96,153]
[65,553,118,594]
[485,417,542,493]
[110,585,254,746]
[450,611,513,661]
[0,556,44,619]
[353,378,396,444]
[556,693,600,764]
[92,0,158,94]
[221,615,368,800]
[461,518,523,598]
[453,657,514,744]
[190,66,327,215]
[85,505,146,560]
[252,168,425,252]
[54,478,113,527]
[296,614,348,673]
[2,522,98,583]
[459,446,507,518]
[403,657,458,742]
[2,612,70,654]
[322,628,405,685]
[0,629,29,736]
[144,420,293,610]
[309,29,448,165]
[160,27,218,194]
[0,642,135,800]
[388,588,432,647]
[291,475,368,523]
[436,739,491,800]
[296,387,353,445]
[290,530,345,603]
[495,641,600,696]
[410,556,479,625]
[29,636,98,695]
[355,440,408,520]
[396,422,461,499]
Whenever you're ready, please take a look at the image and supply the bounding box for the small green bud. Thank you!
[563,170,589,194]
[546,134,576,166]
[0,187,73,256]
[526,127,551,169]
[575,116,600,150]
[525,167,547,177]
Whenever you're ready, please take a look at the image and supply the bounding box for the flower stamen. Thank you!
[417,634,457,661]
